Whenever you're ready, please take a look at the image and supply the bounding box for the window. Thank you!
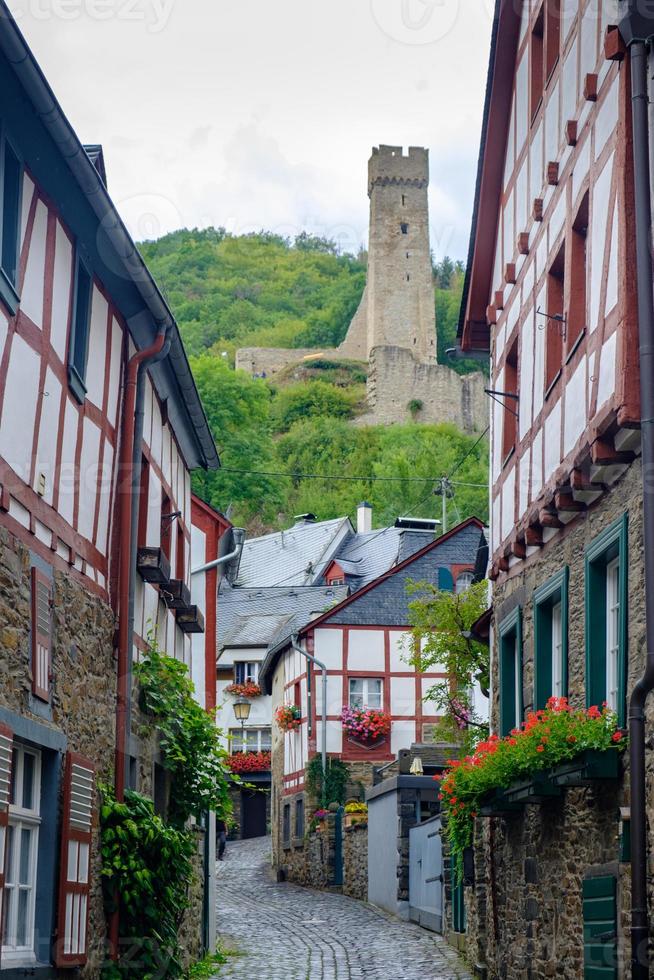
[401,194,406,206]
[234,662,259,685]
[455,570,475,594]
[67,255,92,403]
[568,192,588,352]
[0,130,22,310]
[2,744,41,963]
[349,677,383,711]
[530,2,560,121]
[499,607,522,736]
[502,338,519,463]
[400,223,408,235]
[282,803,291,845]
[534,567,569,709]
[295,797,304,838]
[545,243,565,391]
[229,727,271,755]
[585,515,628,725]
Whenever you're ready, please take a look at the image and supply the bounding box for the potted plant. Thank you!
[275,703,302,732]
[225,751,271,774]
[341,706,391,747]
[225,680,262,698]
[308,808,330,834]
[344,801,368,827]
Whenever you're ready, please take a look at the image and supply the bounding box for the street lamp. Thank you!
[233,698,251,753]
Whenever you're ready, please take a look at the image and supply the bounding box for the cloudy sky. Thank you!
[9,0,495,259]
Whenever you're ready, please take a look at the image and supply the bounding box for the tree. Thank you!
[406,579,490,750]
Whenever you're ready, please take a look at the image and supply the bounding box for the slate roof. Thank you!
[235,518,351,587]
[218,585,349,651]
[325,527,434,588]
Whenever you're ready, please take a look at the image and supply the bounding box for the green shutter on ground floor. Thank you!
[583,875,617,979]
[499,606,522,737]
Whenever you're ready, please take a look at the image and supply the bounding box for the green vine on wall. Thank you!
[100,787,195,978]
[306,756,350,805]
[135,638,232,827]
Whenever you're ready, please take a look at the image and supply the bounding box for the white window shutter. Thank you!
[31,567,52,701]
[0,724,14,969]
[55,752,95,968]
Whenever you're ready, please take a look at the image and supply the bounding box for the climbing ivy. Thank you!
[135,638,232,827]
[305,756,350,806]
[100,787,195,979]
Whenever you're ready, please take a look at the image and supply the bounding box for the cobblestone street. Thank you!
[215,837,471,980]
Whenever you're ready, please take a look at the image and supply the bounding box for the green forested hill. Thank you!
[139,228,488,532]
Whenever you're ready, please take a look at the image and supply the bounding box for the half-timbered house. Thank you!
[0,6,219,973]
[458,0,644,974]
[258,518,485,878]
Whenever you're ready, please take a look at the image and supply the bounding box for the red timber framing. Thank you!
[460,2,640,582]
[191,494,231,712]
[0,723,13,964]
[54,752,95,968]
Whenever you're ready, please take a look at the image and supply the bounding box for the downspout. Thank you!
[621,32,654,980]
[190,531,245,576]
[290,633,327,805]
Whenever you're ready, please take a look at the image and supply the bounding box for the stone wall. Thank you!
[460,460,648,979]
[0,525,116,978]
[235,346,340,378]
[177,826,207,970]
[343,822,368,901]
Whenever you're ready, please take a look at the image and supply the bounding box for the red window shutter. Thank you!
[31,567,51,701]
[0,724,14,967]
[55,752,95,968]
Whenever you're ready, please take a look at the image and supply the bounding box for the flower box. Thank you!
[344,812,367,829]
[550,749,620,788]
[504,771,562,805]
[478,788,523,817]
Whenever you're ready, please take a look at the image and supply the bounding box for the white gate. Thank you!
[408,814,443,932]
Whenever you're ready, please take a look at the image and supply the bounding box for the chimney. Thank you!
[357,502,372,534]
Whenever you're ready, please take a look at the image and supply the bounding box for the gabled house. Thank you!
[0,6,219,972]
[257,517,486,876]
[457,0,648,974]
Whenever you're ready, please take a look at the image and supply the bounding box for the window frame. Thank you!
[348,676,384,711]
[234,662,259,685]
[0,123,24,316]
[228,727,271,755]
[585,514,628,727]
[499,606,522,737]
[533,567,569,709]
[455,570,475,594]
[502,338,519,466]
[67,252,93,404]
[2,744,41,964]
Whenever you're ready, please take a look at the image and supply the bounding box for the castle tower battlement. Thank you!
[339,144,437,363]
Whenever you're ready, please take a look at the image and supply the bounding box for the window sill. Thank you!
[292,836,305,850]
[67,363,87,405]
[0,266,20,317]
[544,369,562,402]
[565,327,586,363]
[282,839,292,851]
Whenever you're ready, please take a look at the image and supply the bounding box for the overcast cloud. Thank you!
[8,0,495,259]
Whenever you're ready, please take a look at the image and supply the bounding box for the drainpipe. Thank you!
[619,19,654,978]
[190,528,246,576]
[115,324,169,802]
[290,633,328,805]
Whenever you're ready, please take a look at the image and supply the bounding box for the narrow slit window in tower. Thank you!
[402,194,406,206]
[401,223,408,234]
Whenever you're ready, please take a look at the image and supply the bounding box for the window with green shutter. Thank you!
[583,875,617,978]
[585,515,628,726]
[499,606,522,736]
[534,567,569,709]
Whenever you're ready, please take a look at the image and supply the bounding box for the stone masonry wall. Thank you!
[0,525,116,978]
[235,346,340,378]
[462,460,650,979]
[343,822,368,901]
[177,826,206,969]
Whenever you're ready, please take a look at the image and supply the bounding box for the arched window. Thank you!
[455,571,475,594]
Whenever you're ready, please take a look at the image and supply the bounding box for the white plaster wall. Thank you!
[389,631,412,671]
[0,333,40,478]
[391,720,416,755]
[21,199,47,329]
[391,677,415,718]
[78,417,101,541]
[51,221,72,361]
[314,628,344,670]
[34,366,61,505]
[85,287,108,408]
[347,629,385,671]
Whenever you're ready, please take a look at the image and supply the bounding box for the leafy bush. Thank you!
[135,640,232,827]
[271,380,362,431]
[439,698,626,875]
[100,787,195,979]
[305,756,350,806]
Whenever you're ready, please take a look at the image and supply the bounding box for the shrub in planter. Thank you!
[275,703,302,732]
[341,706,391,744]
[438,698,626,877]
[344,801,368,827]
[308,808,330,834]
[226,751,271,773]
[225,681,262,698]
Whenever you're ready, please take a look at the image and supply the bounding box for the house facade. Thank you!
[458,0,644,975]
[0,7,218,974]
[259,518,485,877]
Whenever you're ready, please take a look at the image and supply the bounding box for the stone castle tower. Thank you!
[339,145,437,363]
[235,145,487,434]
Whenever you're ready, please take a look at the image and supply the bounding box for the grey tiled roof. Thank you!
[321,527,435,589]
[235,518,351,587]
[218,584,349,651]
